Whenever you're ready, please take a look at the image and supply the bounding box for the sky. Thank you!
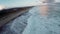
[0,0,60,9]
[0,0,40,8]
[55,0,60,2]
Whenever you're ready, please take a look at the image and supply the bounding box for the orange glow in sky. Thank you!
[0,5,5,10]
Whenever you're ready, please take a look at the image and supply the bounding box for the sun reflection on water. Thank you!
[39,5,49,16]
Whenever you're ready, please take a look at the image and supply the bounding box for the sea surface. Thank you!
[22,3,60,34]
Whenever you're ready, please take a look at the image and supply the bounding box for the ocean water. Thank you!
[22,4,60,34]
